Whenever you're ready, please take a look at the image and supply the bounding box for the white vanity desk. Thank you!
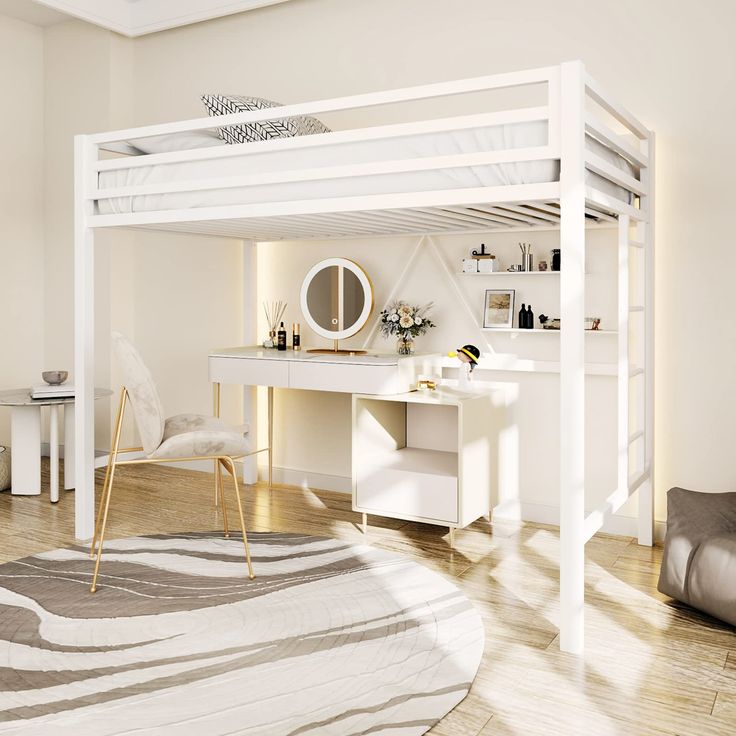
[209,346,438,396]
[209,347,502,546]
[208,254,496,545]
[208,346,440,488]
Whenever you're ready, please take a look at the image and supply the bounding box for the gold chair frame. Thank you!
[89,387,260,593]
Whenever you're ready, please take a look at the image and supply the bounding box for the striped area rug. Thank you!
[0,532,483,735]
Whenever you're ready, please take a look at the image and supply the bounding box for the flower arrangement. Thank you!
[379,300,436,354]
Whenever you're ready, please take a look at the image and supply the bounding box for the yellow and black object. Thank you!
[448,344,480,372]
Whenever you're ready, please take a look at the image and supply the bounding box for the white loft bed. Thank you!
[74,61,654,654]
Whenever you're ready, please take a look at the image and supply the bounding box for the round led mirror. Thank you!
[300,258,373,352]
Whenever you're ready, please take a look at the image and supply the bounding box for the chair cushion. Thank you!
[112,332,166,455]
[148,414,249,460]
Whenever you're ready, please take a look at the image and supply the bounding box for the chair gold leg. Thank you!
[223,457,255,580]
[217,459,229,537]
[90,458,118,593]
[267,386,274,491]
[213,460,219,507]
[91,389,127,558]
[90,456,113,558]
[213,382,221,507]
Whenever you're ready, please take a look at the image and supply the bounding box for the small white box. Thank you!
[462,258,478,273]
[477,257,498,273]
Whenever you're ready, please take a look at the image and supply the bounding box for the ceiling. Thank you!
[0,0,67,26]
[0,0,293,36]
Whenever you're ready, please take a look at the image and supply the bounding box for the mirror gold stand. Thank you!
[300,258,373,354]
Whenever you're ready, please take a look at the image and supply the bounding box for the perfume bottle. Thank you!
[277,322,287,351]
[292,323,301,351]
[551,248,561,272]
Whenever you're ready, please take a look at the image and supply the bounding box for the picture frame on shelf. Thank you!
[483,289,515,329]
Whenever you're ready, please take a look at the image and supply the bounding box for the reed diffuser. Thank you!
[263,300,287,348]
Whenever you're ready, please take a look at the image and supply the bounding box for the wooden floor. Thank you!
[1,460,735,735]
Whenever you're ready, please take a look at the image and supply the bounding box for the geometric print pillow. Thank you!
[201,94,331,144]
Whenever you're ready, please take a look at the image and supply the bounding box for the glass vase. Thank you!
[396,336,415,355]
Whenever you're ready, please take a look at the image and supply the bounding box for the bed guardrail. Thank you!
[79,62,651,231]
[82,65,566,230]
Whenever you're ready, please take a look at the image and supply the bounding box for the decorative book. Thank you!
[31,384,75,400]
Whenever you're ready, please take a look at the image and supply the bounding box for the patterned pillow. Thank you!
[201,94,331,144]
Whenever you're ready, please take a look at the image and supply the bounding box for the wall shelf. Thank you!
[482,328,617,335]
[457,271,559,276]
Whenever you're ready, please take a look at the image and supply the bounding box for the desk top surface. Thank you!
[354,381,501,406]
[210,346,438,367]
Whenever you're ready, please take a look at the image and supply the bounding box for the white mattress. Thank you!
[97,122,634,215]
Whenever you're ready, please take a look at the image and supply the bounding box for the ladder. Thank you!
[617,132,655,546]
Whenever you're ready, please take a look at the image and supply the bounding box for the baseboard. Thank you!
[493,499,667,542]
[251,471,666,541]
[42,444,665,540]
[41,443,111,470]
[102,458,350,493]
[177,461,669,540]
[257,465,352,494]
[250,468,666,540]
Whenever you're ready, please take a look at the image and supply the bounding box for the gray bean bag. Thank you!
[658,487,736,626]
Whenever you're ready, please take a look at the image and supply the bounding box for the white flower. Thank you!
[398,305,413,317]
[414,317,422,325]
[399,315,414,329]
[390,313,399,322]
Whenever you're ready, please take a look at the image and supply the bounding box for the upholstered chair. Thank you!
[658,487,736,626]
[89,332,255,592]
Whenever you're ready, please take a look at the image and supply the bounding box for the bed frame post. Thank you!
[618,215,631,515]
[559,60,587,654]
[242,239,258,484]
[638,132,655,545]
[74,135,97,541]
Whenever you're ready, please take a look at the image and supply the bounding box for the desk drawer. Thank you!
[355,468,458,524]
[209,357,289,387]
[289,361,403,394]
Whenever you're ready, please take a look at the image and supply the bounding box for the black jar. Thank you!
[551,249,561,272]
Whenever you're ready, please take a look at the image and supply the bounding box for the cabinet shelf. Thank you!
[369,447,458,477]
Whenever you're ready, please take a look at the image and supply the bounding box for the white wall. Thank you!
[4,0,735,528]
[41,21,245,448]
[43,22,134,447]
[0,15,45,445]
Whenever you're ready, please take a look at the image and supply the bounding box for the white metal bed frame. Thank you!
[74,61,654,653]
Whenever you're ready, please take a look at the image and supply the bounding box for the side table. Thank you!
[0,388,112,502]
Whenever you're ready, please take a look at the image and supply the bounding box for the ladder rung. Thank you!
[628,430,644,445]
[629,367,644,378]
[629,305,644,312]
[629,239,645,249]
[629,467,650,493]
